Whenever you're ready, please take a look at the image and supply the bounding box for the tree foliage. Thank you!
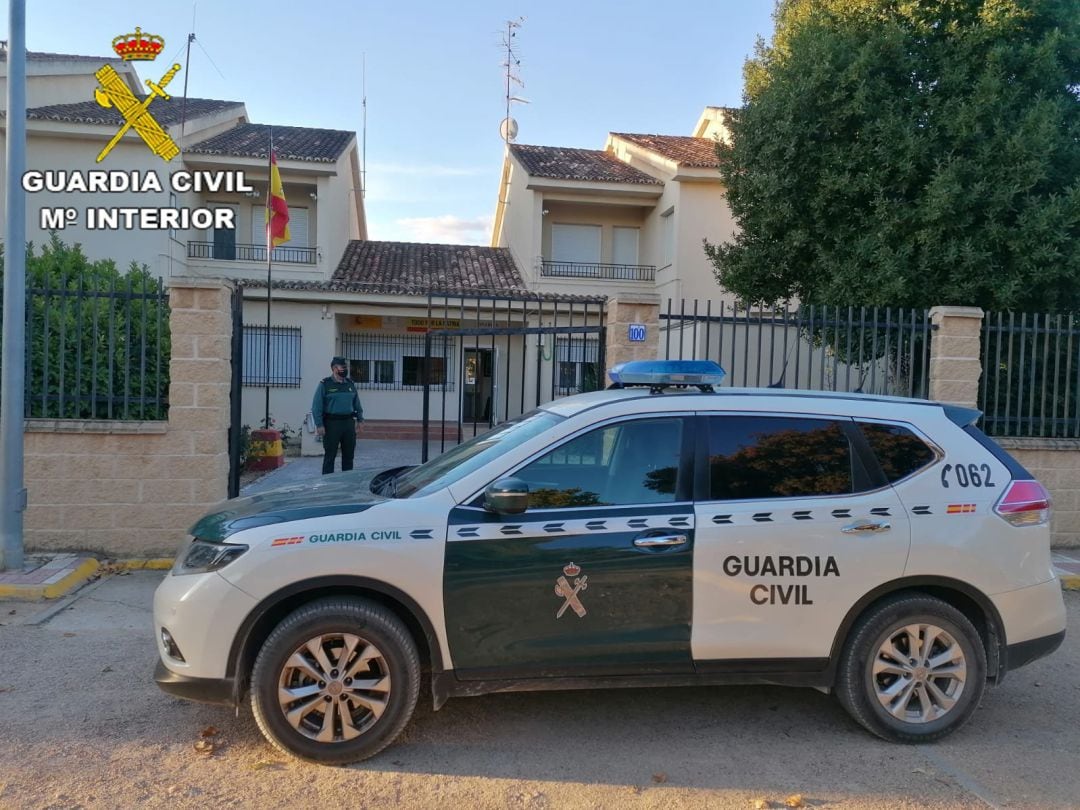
[707,0,1080,311]
[0,235,170,419]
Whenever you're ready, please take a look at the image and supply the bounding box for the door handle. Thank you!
[841,519,891,535]
[634,533,688,547]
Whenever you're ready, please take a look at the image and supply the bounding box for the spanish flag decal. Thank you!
[270,535,304,547]
[946,504,977,515]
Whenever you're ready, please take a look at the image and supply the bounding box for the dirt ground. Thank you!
[0,573,1077,810]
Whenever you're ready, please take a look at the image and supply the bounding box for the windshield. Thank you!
[392,409,564,498]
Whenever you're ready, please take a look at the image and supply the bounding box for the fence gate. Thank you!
[227,289,243,498]
[420,292,606,462]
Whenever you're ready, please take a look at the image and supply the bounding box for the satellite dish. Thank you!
[499,117,519,142]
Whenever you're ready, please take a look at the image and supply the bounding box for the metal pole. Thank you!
[264,130,273,429]
[1,0,28,571]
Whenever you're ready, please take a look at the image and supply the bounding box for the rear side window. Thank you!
[858,422,936,483]
[706,416,855,500]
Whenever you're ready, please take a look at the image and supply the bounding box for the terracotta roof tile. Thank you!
[25,97,243,127]
[238,276,604,302]
[611,133,721,168]
[187,123,353,163]
[0,49,120,63]
[331,241,526,294]
[509,144,660,185]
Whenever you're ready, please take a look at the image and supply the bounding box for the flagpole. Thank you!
[264,126,273,429]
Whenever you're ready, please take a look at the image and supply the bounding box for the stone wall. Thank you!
[23,279,233,557]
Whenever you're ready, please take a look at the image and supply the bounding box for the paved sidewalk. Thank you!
[1054,550,1080,589]
[242,438,430,495]
[0,554,98,599]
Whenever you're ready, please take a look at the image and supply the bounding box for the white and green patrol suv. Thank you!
[154,361,1066,764]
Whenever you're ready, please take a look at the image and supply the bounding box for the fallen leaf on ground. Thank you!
[101,666,113,673]
[7,609,15,615]
[651,772,668,784]
[753,799,773,809]
[193,740,216,755]
[251,760,285,771]
[0,687,12,693]
[785,795,805,808]
[62,632,76,638]
[200,726,218,738]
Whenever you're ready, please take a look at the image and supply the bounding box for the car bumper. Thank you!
[153,570,258,681]
[1004,629,1066,673]
[154,659,236,706]
[993,577,1068,675]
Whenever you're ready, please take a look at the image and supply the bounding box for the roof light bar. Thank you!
[608,360,727,391]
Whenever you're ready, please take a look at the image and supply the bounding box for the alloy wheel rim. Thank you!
[277,632,391,743]
[871,622,967,724]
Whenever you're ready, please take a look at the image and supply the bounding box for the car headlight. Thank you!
[172,538,249,576]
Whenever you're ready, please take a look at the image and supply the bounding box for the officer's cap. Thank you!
[331,356,348,367]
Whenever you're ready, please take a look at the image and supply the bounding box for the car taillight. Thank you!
[994,480,1051,527]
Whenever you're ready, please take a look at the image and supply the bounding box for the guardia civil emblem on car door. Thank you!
[554,562,588,618]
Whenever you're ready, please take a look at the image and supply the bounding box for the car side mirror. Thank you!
[484,478,529,515]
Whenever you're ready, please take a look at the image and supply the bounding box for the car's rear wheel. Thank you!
[250,598,420,764]
[837,593,986,743]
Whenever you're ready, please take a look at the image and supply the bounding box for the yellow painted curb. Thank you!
[113,558,173,571]
[1061,574,1080,591]
[0,558,100,600]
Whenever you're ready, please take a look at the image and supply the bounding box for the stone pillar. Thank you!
[929,306,984,408]
[168,278,234,512]
[604,293,661,372]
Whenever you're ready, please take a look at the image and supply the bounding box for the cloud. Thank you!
[367,162,486,177]
[391,214,494,245]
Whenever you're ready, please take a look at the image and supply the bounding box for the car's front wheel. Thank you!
[250,597,420,764]
[836,593,987,743]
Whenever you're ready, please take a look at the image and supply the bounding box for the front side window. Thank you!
[396,410,564,498]
[859,422,936,483]
[707,415,855,500]
[515,417,684,508]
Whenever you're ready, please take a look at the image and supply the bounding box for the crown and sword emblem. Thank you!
[554,562,588,619]
[93,27,181,163]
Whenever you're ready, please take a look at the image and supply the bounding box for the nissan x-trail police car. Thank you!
[154,361,1066,764]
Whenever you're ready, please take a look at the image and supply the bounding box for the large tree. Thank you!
[706,0,1080,311]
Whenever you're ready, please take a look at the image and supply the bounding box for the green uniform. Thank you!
[312,375,364,474]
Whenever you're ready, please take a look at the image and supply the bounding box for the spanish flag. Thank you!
[266,151,290,248]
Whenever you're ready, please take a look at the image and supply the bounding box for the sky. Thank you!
[6,0,776,245]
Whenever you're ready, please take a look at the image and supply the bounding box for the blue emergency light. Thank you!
[607,360,727,391]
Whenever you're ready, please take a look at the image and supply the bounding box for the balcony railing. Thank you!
[187,241,318,265]
[540,260,656,282]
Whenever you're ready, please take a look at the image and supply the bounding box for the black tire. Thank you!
[250,597,420,765]
[836,592,987,743]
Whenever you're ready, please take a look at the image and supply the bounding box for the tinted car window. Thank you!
[859,422,936,483]
[395,409,564,498]
[516,417,683,508]
[707,416,854,500]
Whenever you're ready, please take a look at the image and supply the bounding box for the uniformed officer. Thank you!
[311,356,365,475]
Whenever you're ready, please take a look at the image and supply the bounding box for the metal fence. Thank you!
[188,241,317,265]
[339,332,455,391]
[242,325,302,387]
[981,312,1080,438]
[540,261,656,281]
[0,275,170,420]
[660,300,932,398]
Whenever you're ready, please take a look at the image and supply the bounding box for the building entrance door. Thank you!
[462,348,494,425]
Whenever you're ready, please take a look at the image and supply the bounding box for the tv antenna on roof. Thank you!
[500,17,528,143]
